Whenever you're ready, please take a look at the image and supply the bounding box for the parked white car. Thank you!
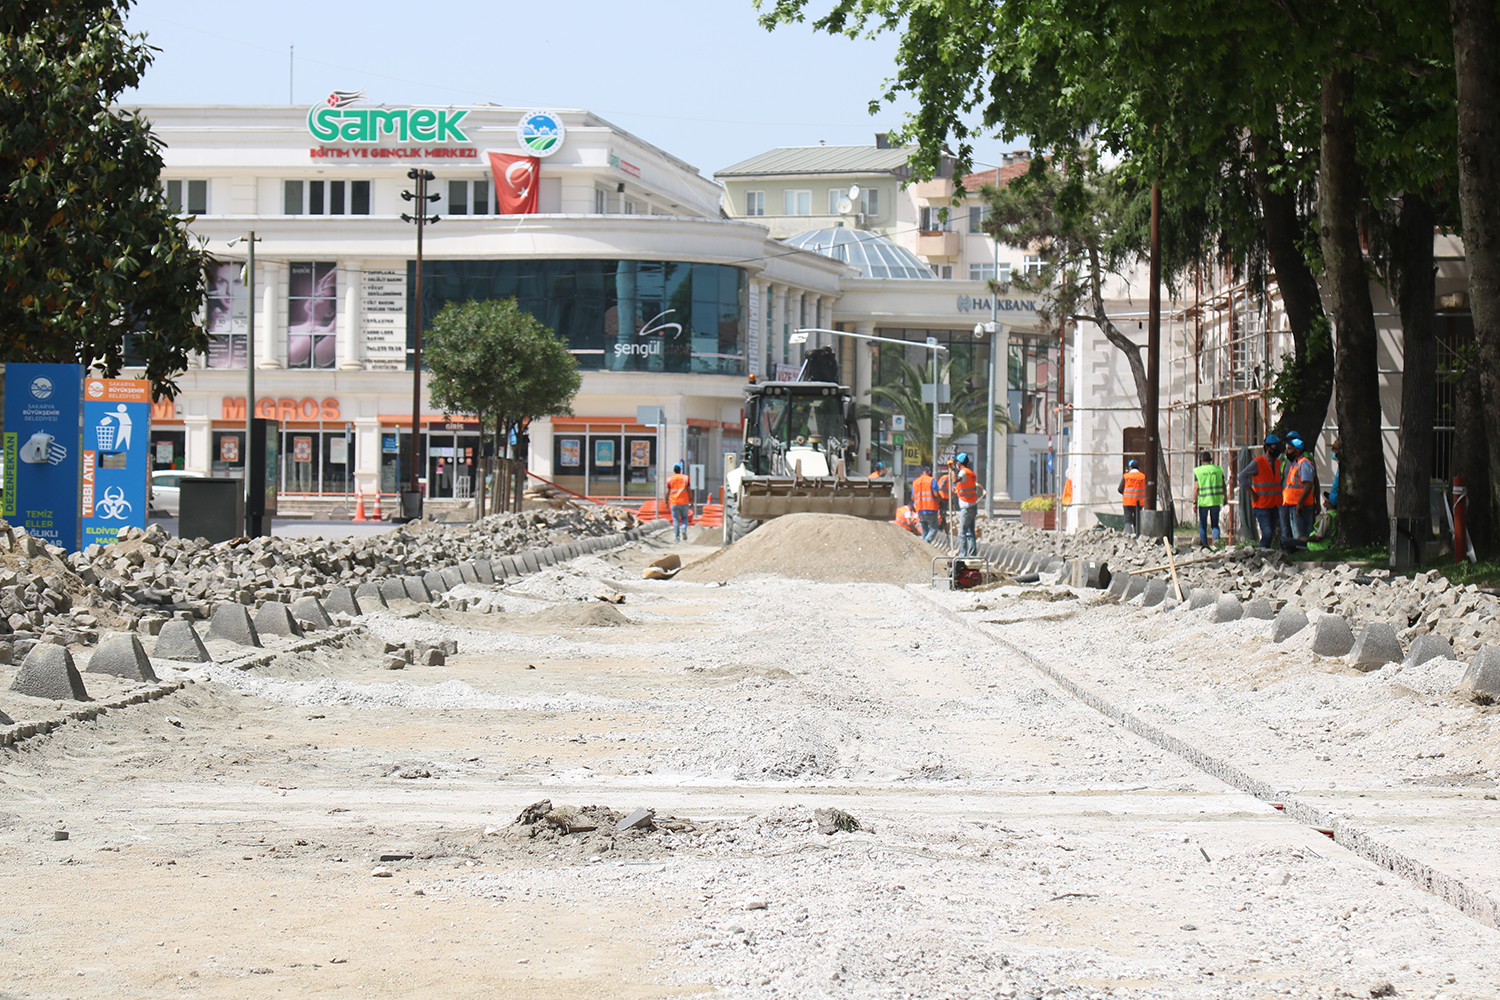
[149,471,183,515]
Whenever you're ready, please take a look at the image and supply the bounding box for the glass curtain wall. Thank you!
[409,260,746,375]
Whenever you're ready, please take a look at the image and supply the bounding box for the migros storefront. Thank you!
[146,100,1041,511]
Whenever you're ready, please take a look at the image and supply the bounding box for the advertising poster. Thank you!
[293,436,313,463]
[205,261,249,368]
[361,268,407,372]
[220,436,239,463]
[82,378,150,547]
[560,439,580,467]
[288,261,338,368]
[594,439,615,467]
[630,439,651,468]
[3,363,85,551]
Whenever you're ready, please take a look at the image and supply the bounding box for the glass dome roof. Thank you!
[783,228,935,280]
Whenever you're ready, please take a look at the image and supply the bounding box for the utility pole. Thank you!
[229,232,261,535]
[401,169,439,521]
[1145,181,1162,514]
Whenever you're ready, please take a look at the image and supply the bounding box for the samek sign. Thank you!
[307,90,470,144]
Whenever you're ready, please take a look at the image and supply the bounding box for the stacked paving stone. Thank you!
[972,515,1500,659]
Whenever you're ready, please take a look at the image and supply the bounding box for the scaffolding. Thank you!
[1158,264,1296,527]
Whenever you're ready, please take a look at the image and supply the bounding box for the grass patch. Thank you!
[1285,543,1389,565]
[1432,559,1500,589]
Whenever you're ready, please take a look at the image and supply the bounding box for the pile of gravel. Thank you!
[680,513,936,585]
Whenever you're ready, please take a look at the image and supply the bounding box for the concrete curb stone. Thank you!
[254,601,303,638]
[1243,598,1275,620]
[1311,615,1356,657]
[1272,606,1309,642]
[379,579,407,603]
[1460,645,1500,697]
[1188,588,1216,611]
[153,620,212,662]
[1349,622,1403,672]
[402,576,432,603]
[1405,632,1455,666]
[1212,594,1243,623]
[290,596,332,628]
[475,560,497,584]
[209,603,261,647]
[354,583,388,609]
[10,643,88,700]
[1140,579,1168,607]
[324,586,362,617]
[87,633,158,681]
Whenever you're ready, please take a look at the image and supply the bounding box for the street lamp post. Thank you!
[400,169,439,522]
[967,159,1013,514]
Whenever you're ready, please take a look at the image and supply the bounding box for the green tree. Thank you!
[424,298,581,516]
[865,355,1003,468]
[0,1,209,393]
[759,0,1458,547]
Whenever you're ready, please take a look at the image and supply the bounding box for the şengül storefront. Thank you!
[406,258,747,500]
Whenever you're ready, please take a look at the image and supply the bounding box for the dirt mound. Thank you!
[677,512,936,585]
[524,603,632,629]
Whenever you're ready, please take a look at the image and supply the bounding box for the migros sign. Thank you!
[307,90,469,144]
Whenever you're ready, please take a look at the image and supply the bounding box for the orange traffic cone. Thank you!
[372,491,383,521]
[353,486,367,522]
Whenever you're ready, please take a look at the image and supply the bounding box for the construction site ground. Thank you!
[3,518,1498,1000]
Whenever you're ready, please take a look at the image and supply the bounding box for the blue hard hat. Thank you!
[673,462,683,472]
[1127,459,1138,469]
[956,452,969,464]
[1264,433,1280,446]
[1287,437,1304,451]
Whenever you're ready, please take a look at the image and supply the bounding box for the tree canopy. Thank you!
[0,0,209,393]
[425,297,581,432]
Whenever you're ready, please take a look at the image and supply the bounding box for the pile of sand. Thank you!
[677,513,937,585]
[520,603,632,630]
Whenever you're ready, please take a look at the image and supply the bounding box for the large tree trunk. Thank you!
[1450,0,1500,555]
[1319,69,1388,545]
[1250,133,1335,439]
[1392,193,1438,524]
[1454,353,1492,554]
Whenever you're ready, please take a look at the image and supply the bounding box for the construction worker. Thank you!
[1280,437,1318,551]
[868,461,887,479]
[1237,433,1285,548]
[911,465,941,543]
[666,462,691,542]
[1191,450,1226,549]
[933,464,952,534]
[950,452,982,556]
[1118,459,1146,537]
[893,503,921,535]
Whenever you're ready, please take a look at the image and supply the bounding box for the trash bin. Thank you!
[180,478,245,543]
[399,490,423,521]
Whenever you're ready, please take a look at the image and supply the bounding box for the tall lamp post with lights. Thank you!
[968,159,1014,516]
[399,168,438,522]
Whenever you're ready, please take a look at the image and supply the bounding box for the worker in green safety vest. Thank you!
[1192,450,1227,550]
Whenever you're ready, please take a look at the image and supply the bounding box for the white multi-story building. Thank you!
[140,103,1055,513]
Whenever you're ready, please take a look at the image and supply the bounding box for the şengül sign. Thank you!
[307,92,470,144]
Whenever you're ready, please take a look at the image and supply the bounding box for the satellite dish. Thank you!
[836,197,854,214]
[848,184,861,199]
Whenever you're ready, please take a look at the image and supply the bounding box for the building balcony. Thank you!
[910,177,955,200]
[915,230,960,259]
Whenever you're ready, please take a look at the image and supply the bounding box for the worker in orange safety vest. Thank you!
[949,452,982,555]
[1280,436,1317,551]
[1236,433,1285,548]
[1118,459,1146,537]
[667,462,692,542]
[910,465,941,543]
[933,466,952,534]
[893,503,921,535]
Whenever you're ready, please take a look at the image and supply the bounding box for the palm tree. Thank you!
[864,356,1009,468]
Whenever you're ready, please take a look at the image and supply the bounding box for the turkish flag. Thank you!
[488,152,540,214]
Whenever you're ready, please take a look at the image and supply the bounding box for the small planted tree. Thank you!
[865,356,1005,468]
[424,298,581,516]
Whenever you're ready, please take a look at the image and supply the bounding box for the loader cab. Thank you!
[742,382,853,477]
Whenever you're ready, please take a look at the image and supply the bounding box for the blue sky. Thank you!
[123,0,1027,177]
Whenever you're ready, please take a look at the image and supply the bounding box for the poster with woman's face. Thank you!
[288,262,337,334]
[205,261,248,368]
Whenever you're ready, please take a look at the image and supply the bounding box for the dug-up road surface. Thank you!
[3,530,1499,1000]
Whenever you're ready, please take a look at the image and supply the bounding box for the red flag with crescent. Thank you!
[488,152,540,214]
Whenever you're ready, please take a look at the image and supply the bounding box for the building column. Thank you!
[854,320,875,474]
[339,260,362,370]
[748,277,768,378]
[773,284,790,373]
[819,295,837,349]
[991,325,1012,501]
[258,260,281,369]
[354,418,381,498]
[789,289,806,369]
[183,415,210,477]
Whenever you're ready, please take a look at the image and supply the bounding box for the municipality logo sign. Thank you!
[517,111,565,157]
[29,376,53,399]
[308,90,470,144]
